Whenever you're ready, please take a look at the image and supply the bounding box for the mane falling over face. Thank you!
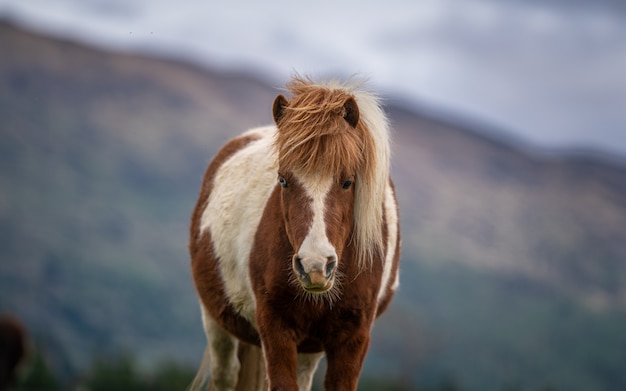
[273,79,374,181]
[272,77,385,267]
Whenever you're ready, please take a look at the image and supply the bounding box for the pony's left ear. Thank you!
[273,94,288,124]
[343,97,360,128]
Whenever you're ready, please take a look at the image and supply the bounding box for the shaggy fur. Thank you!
[273,77,390,265]
[189,77,400,391]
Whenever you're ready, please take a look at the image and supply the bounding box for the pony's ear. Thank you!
[273,94,288,124]
[343,97,360,128]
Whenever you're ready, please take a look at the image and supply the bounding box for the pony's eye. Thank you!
[278,176,288,188]
[342,179,353,189]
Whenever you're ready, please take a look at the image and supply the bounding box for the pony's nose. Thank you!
[292,254,337,290]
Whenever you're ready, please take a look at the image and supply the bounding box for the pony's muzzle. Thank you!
[293,254,337,292]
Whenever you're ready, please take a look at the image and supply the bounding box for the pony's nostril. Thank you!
[325,259,337,279]
[293,256,306,278]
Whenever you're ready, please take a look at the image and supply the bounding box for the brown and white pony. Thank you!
[189,77,401,391]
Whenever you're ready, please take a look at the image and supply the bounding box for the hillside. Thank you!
[0,20,275,375]
[1,20,626,390]
[390,104,626,310]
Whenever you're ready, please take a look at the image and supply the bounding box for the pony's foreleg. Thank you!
[297,352,324,391]
[323,331,370,391]
[190,306,241,391]
[256,315,299,390]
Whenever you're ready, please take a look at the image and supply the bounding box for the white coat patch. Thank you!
[199,126,277,323]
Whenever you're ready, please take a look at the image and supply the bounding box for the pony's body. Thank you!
[190,78,400,391]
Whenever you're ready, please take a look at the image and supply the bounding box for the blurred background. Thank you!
[1,0,625,390]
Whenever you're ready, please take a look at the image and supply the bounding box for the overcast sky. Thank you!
[2,0,625,157]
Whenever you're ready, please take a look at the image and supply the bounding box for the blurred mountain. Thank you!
[391,103,626,311]
[1,20,625,391]
[0,19,276,377]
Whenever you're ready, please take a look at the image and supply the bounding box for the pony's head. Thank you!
[272,77,390,299]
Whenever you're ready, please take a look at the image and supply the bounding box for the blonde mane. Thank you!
[273,76,391,265]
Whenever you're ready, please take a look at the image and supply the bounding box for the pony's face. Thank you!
[277,170,355,295]
[272,85,364,297]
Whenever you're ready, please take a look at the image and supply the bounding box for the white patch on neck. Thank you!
[377,183,399,303]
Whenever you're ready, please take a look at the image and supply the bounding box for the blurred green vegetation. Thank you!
[11,350,195,391]
[368,259,626,391]
[12,351,61,391]
[10,349,558,391]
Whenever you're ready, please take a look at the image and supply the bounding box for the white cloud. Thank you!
[1,0,625,156]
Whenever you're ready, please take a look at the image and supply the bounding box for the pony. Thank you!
[0,316,27,391]
[189,76,401,391]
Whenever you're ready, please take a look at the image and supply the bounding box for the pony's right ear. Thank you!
[273,94,288,124]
